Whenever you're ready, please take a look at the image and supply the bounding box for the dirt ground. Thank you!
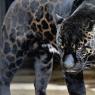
[10,83,95,95]
[11,69,95,95]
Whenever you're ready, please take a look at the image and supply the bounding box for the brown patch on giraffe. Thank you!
[44,31,54,41]
[37,24,43,32]
[49,23,57,35]
[30,19,40,32]
[41,19,49,30]
[45,12,53,22]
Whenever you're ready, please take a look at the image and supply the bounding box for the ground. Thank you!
[11,69,95,95]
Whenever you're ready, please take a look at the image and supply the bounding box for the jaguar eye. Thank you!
[61,45,64,49]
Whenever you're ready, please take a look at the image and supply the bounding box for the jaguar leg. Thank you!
[64,72,86,95]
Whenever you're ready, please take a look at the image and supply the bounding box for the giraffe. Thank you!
[0,0,75,95]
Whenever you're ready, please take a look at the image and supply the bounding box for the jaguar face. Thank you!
[57,18,95,72]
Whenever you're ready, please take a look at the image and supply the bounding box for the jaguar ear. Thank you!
[55,14,63,24]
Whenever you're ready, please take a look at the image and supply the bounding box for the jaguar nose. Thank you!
[63,54,75,69]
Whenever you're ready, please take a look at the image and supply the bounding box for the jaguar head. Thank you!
[56,17,95,73]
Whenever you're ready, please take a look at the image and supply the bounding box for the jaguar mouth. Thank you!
[64,62,83,73]
[64,56,95,73]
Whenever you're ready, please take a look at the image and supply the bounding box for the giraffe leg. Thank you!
[0,85,10,95]
[0,59,16,95]
[0,61,24,95]
[0,52,24,95]
[34,51,53,95]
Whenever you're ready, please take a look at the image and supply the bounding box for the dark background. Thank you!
[0,0,14,30]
